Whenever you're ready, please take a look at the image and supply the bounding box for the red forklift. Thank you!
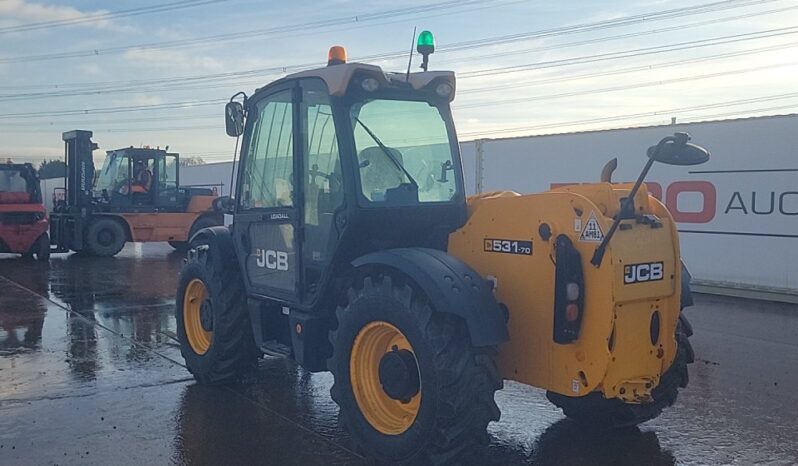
[0,160,50,261]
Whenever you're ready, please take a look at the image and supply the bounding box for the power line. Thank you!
[0,0,229,35]
[4,33,796,106]
[0,99,226,120]
[458,25,798,78]
[3,18,796,108]
[3,2,794,102]
[680,104,798,122]
[458,91,798,138]
[0,0,777,66]
[4,97,796,136]
[436,3,798,67]
[6,54,794,124]
[4,23,796,119]
[459,40,798,95]
[456,61,798,109]
[0,113,220,128]
[0,0,497,63]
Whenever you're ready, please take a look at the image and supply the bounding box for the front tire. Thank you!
[85,218,127,257]
[328,271,502,464]
[175,244,259,384]
[547,316,694,426]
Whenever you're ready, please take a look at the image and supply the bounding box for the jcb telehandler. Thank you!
[50,130,223,257]
[176,38,706,463]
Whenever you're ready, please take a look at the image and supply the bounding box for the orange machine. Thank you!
[50,130,223,257]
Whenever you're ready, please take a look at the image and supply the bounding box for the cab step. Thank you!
[260,340,292,358]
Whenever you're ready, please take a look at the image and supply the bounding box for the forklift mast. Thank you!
[62,130,98,209]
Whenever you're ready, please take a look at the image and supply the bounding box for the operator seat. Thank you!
[358,146,405,201]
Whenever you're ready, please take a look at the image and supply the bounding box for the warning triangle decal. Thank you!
[579,212,605,243]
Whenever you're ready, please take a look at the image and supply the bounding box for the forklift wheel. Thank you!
[546,316,694,426]
[328,271,502,464]
[85,218,127,257]
[34,233,50,262]
[175,244,259,384]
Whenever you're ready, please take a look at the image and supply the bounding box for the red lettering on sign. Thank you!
[666,181,716,223]
[646,182,662,200]
[549,180,717,224]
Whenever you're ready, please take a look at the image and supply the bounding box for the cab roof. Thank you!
[106,147,177,158]
[256,62,456,100]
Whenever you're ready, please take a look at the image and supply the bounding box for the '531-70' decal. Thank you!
[484,239,532,256]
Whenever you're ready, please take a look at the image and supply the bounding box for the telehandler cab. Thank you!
[50,130,224,257]
[176,37,707,463]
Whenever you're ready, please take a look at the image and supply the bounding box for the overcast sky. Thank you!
[1,0,796,164]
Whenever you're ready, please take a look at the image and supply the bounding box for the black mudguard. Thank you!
[680,259,694,310]
[189,225,237,268]
[352,248,509,347]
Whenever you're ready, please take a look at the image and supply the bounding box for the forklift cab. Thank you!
[0,162,41,204]
[94,148,179,208]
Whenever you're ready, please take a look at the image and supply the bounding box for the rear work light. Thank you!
[553,235,585,344]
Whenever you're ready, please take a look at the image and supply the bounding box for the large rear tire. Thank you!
[85,218,127,257]
[175,244,259,384]
[547,315,694,427]
[328,271,502,464]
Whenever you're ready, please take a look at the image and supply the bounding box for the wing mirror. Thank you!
[591,132,709,268]
[225,101,244,137]
[647,132,709,166]
[212,195,234,214]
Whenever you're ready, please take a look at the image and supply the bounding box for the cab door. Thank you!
[299,79,347,304]
[155,153,180,209]
[234,85,300,301]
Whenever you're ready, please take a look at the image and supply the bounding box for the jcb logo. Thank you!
[255,248,289,271]
[624,262,664,284]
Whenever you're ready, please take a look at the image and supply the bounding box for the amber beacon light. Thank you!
[328,46,347,66]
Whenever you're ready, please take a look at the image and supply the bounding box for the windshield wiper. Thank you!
[353,116,418,189]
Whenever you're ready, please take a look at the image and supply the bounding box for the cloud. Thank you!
[125,94,165,107]
[1,145,63,161]
[122,48,225,72]
[0,0,112,30]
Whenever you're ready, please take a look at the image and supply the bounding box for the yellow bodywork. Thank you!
[448,182,681,403]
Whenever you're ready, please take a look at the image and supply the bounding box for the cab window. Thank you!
[241,90,294,209]
[300,79,345,299]
[351,99,457,204]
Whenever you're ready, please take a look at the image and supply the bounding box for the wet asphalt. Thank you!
[0,244,796,466]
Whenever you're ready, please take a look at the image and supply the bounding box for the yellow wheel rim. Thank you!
[350,321,421,435]
[183,278,212,355]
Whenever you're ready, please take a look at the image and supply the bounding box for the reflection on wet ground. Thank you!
[1,244,797,465]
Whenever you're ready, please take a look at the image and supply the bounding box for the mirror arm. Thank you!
[590,136,675,268]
